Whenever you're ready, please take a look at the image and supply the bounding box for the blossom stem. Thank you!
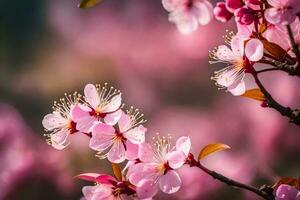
[252,73,300,126]
[187,154,274,200]
[256,68,279,74]
[286,24,300,76]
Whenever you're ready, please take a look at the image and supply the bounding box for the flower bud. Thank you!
[235,7,255,25]
[214,2,233,22]
[225,0,243,13]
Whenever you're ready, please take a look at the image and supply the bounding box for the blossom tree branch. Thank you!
[187,154,275,200]
[252,72,300,126]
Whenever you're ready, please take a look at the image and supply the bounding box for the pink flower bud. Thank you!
[225,0,243,13]
[213,2,233,22]
[235,7,255,25]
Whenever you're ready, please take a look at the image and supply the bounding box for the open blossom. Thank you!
[89,110,146,163]
[127,135,191,199]
[275,184,300,200]
[163,0,213,34]
[78,174,136,200]
[264,0,300,25]
[42,93,81,150]
[210,33,263,95]
[72,83,122,133]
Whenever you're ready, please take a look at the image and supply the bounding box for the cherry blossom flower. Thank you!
[78,174,136,200]
[275,184,300,200]
[72,83,122,133]
[42,92,81,150]
[126,135,191,199]
[264,0,300,25]
[162,0,213,34]
[89,109,146,163]
[210,33,263,95]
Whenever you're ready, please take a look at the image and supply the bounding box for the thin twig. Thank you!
[286,25,300,76]
[256,68,279,74]
[253,73,300,126]
[187,154,275,200]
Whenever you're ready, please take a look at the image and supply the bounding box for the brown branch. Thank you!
[253,73,300,126]
[286,25,300,76]
[186,154,275,200]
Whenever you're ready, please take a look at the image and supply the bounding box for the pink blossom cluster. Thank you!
[162,0,300,101]
[42,83,196,199]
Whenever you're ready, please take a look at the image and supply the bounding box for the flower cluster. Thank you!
[42,84,184,199]
[42,83,231,199]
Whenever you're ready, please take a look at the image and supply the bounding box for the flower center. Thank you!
[89,108,107,118]
[67,120,77,134]
[156,162,171,175]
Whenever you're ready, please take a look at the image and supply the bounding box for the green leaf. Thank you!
[78,0,104,9]
[111,163,122,181]
[198,143,231,161]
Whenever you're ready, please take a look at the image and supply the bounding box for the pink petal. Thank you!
[89,123,115,151]
[82,185,112,200]
[265,8,280,24]
[107,142,126,163]
[137,179,158,199]
[76,173,101,182]
[231,35,246,57]
[71,104,92,122]
[76,173,117,185]
[76,115,96,133]
[101,94,122,113]
[267,0,285,7]
[195,0,214,25]
[138,143,156,163]
[162,0,182,12]
[117,111,132,132]
[104,109,122,126]
[124,125,146,144]
[176,136,191,156]
[245,39,264,61]
[169,10,199,34]
[158,170,182,194]
[215,45,235,61]
[125,140,139,160]
[84,84,100,109]
[42,112,68,130]
[51,129,69,150]
[228,79,246,96]
[166,150,186,169]
[243,73,257,91]
[127,163,157,186]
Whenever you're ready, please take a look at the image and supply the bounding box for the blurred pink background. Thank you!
[0,0,300,199]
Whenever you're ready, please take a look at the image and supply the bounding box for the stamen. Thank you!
[126,106,147,128]
[52,92,82,118]
[89,83,121,110]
